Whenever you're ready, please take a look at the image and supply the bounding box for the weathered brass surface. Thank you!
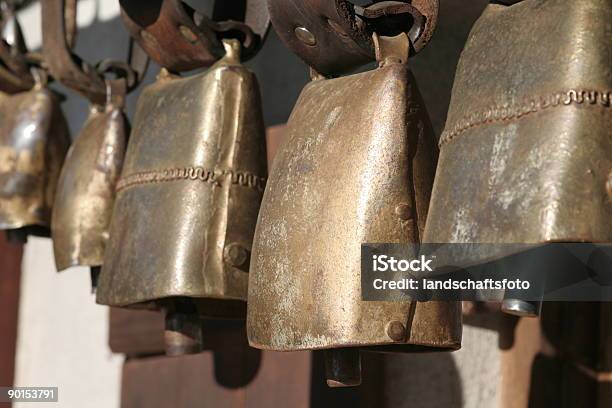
[247,35,462,353]
[0,85,69,238]
[425,0,612,246]
[51,104,128,271]
[97,41,267,318]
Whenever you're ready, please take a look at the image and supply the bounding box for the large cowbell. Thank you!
[423,0,612,316]
[96,40,267,338]
[0,82,70,241]
[248,34,462,387]
[52,89,128,274]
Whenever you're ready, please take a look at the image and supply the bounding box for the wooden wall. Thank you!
[0,234,23,408]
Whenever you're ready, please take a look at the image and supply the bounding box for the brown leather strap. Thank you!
[119,0,270,72]
[0,1,31,85]
[268,0,438,76]
[0,0,77,93]
[41,0,148,105]
[0,63,31,93]
[42,0,107,104]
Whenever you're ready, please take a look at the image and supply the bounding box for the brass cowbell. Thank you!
[96,40,268,355]
[247,32,462,387]
[423,0,612,317]
[0,71,70,242]
[51,80,128,280]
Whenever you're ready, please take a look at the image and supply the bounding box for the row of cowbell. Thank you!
[2,0,611,388]
[0,39,462,387]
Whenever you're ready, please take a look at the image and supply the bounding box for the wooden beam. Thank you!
[0,234,23,408]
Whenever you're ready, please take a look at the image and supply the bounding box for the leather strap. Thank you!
[119,0,270,72]
[0,2,29,81]
[0,63,31,93]
[41,0,148,105]
[42,0,107,104]
[0,0,77,93]
[268,0,438,76]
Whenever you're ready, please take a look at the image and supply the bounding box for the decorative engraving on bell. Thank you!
[247,33,462,385]
[423,0,612,317]
[51,100,128,272]
[97,40,267,340]
[0,81,70,241]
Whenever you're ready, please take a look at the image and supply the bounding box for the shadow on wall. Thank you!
[309,351,463,408]
[529,302,612,407]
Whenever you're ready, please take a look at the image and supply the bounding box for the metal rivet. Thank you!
[386,321,407,342]
[606,173,612,199]
[395,203,413,220]
[294,26,316,46]
[224,243,249,267]
[179,25,198,43]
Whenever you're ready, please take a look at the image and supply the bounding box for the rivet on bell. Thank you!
[224,243,249,267]
[395,203,413,220]
[179,25,198,44]
[294,26,317,46]
[386,320,407,342]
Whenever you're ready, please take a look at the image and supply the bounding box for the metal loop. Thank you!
[95,59,137,91]
[29,65,48,87]
[119,0,269,72]
[356,2,425,51]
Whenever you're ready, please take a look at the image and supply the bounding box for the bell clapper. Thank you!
[89,266,101,293]
[501,299,542,318]
[164,301,204,356]
[324,348,362,387]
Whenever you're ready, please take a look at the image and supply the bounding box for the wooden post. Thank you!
[0,234,23,408]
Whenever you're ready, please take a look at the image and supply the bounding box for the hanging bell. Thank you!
[96,39,268,355]
[247,31,462,388]
[423,0,612,317]
[51,80,128,280]
[0,70,70,242]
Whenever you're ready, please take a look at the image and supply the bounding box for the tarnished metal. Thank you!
[119,0,270,72]
[51,86,128,272]
[0,80,70,240]
[97,40,267,320]
[423,0,612,317]
[247,33,462,368]
[268,0,439,76]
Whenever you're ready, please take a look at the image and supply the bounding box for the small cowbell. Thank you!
[51,80,128,283]
[0,72,70,242]
[423,0,612,317]
[96,40,268,355]
[247,33,462,387]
